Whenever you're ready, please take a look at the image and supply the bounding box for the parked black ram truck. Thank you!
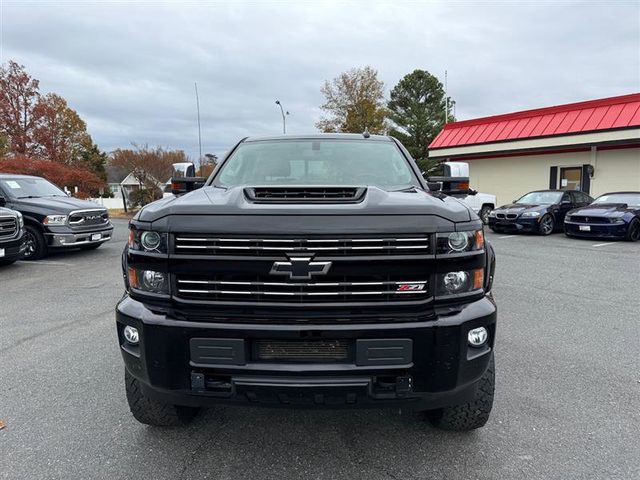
[0,206,26,265]
[117,134,497,431]
[0,174,114,260]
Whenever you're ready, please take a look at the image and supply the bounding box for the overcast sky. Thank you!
[1,0,639,159]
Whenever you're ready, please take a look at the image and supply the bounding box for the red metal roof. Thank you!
[429,93,640,149]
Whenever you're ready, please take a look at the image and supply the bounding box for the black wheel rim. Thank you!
[541,216,553,235]
[23,231,37,258]
[630,222,640,241]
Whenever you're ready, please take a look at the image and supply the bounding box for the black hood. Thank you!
[135,186,476,234]
[569,203,635,216]
[13,196,106,215]
[496,203,550,213]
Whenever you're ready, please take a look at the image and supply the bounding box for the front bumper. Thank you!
[44,224,114,248]
[488,216,540,233]
[564,221,627,239]
[116,294,497,410]
[0,230,26,261]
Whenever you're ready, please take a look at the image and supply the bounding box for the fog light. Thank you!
[124,326,139,345]
[468,327,488,347]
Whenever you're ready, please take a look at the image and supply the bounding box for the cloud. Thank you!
[2,0,639,159]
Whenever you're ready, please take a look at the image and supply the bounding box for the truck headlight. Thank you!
[127,267,169,294]
[437,230,484,253]
[437,269,484,296]
[520,211,540,218]
[43,214,67,225]
[128,228,168,253]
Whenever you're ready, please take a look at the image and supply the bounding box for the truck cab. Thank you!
[116,134,497,431]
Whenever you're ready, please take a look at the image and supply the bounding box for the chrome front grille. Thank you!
[0,216,18,239]
[175,276,429,303]
[174,235,431,256]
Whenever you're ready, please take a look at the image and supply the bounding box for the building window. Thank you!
[559,167,582,191]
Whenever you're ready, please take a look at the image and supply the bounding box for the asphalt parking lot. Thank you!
[1,219,639,480]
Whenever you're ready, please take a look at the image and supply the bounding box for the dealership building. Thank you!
[428,93,640,204]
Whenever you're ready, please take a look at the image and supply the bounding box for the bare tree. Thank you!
[316,66,387,134]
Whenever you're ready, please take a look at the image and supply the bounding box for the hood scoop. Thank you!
[244,186,367,204]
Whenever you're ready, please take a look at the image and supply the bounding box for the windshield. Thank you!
[0,177,66,198]
[515,191,563,205]
[215,139,417,190]
[593,193,640,207]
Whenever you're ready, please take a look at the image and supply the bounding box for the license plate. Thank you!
[579,225,591,232]
[91,233,102,241]
[0,248,4,258]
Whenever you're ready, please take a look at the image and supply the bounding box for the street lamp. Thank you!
[275,100,290,134]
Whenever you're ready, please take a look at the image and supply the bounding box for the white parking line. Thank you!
[499,235,518,239]
[19,260,75,266]
[592,242,615,248]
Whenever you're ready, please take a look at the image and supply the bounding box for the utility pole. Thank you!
[445,70,448,124]
[195,82,202,169]
[275,100,289,134]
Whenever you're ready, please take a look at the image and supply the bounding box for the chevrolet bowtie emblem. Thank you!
[270,256,332,280]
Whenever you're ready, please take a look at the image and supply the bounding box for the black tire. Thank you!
[427,354,495,431]
[479,206,493,225]
[538,214,555,236]
[625,218,640,242]
[125,370,200,426]
[23,225,48,260]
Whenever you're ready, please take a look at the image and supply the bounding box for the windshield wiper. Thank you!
[391,186,419,192]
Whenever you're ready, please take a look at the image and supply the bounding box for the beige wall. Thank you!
[462,147,640,205]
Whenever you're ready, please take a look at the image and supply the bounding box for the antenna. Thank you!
[195,82,202,169]
[445,70,448,124]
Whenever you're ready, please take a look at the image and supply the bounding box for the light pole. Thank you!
[275,100,289,134]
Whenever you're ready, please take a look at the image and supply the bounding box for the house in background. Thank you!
[429,93,640,205]
[106,165,129,198]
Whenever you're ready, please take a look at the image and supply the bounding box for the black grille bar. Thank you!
[244,186,366,203]
[255,339,350,362]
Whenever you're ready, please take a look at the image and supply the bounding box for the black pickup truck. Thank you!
[0,206,25,265]
[117,134,497,431]
[0,174,114,260]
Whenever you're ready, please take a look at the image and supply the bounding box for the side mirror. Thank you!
[426,162,475,197]
[172,162,196,178]
[170,162,207,195]
[0,195,5,207]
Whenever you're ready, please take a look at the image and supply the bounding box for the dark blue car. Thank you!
[564,192,640,241]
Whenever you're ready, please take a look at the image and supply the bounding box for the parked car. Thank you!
[0,206,26,265]
[117,134,497,431]
[564,191,640,241]
[488,189,592,235]
[460,192,496,224]
[0,174,114,260]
